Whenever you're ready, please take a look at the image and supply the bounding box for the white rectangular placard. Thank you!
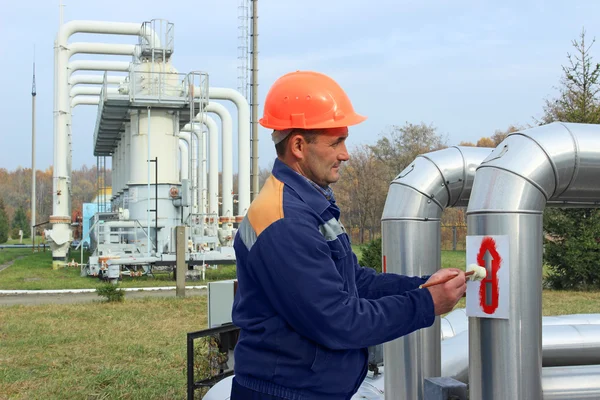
[466,235,510,319]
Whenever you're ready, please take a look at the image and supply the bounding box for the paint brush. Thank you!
[419,264,487,289]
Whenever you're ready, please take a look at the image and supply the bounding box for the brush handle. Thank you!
[420,270,474,289]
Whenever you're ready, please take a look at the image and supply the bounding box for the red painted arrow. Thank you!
[477,236,502,314]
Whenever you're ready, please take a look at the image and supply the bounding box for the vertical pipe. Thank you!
[382,220,441,399]
[155,156,158,254]
[31,61,36,246]
[147,107,151,256]
[467,212,543,399]
[251,0,259,200]
[205,102,234,221]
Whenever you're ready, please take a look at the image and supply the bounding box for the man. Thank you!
[231,71,466,399]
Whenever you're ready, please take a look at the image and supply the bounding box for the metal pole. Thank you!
[452,226,457,251]
[176,225,186,298]
[155,156,158,253]
[251,0,259,200]
[147,107,151,257]
[31,57,36,249]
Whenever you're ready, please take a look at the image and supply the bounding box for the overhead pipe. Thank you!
[70,86,118,97]
[207,87,250,221]
[381,146,493,400]
[70,96,100,108]
[50,19,158,266]
[466,122,600,399]
[67,60,130,74]
[206,102,234,223]
[69,74,124,87]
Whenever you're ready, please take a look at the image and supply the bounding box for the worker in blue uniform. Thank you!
[230,71,466,399]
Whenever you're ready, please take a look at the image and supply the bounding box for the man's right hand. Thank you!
[424,268,466,315]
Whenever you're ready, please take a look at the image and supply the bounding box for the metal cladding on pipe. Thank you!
[440,308,600,340]
[440,308,468,340]
[542,365,600,400]
[466,122,600,400]
[208,87,250,221]
[382,146,493,400]
[442,324,600,384]
[69,74,124,87]
[206,102,234,222]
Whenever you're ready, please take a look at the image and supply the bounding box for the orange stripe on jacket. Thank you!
[248,175,284,236]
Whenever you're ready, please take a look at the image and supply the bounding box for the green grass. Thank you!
[0,296,208,399]
[0,248,33,265]
[0,251,237,290]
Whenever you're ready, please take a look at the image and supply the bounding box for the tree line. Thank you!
[0,165,110,242]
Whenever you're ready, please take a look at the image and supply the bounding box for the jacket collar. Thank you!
[272,158,333,216]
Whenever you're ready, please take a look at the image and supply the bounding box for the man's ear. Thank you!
[289,134,307,160]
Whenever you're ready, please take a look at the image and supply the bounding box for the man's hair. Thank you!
[275,129,320,157]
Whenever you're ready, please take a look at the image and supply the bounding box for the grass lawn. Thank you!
[0,296,208,399]
[0,250,237,290]
[1,248,599,399]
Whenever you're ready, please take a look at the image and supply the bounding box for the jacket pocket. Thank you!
[327,238,347,260]
[310,344,331,374]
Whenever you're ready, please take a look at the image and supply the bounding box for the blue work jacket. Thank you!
[231,158,435,399]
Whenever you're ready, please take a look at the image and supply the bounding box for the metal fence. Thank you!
[348,225,467,251]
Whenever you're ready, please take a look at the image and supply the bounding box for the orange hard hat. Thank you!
[259,71,367,130]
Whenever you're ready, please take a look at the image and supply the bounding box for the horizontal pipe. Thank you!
[542,365,600,400]
[70,86,118,97]
[442,324,600,383]
[70,96,99,108]
[69,74,124,87]
[58,20,159,49]
[440,309,600,340]
[67,42,136,58]
[67,60,130,74]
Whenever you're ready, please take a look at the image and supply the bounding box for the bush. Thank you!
[544,208,600,290]
[359,237,382,273]
[96,284,125,303]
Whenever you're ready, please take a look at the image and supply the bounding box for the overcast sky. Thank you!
[2,0,600,173]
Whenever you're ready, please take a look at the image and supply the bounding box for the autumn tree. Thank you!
[541,28,600,289]
[336,145,388,243]
[0,197,8,243]
[370,122,447,180]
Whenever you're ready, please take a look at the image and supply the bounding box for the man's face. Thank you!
[301,127,350,187]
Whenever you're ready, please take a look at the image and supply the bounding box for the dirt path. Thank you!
[0,288,207,307]
[0,256,27,273]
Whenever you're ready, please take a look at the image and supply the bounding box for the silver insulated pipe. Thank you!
[466,122,600,399]
[381,146,493,400]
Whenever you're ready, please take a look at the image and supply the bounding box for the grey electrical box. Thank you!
[207,280,237,328]
[424,377,467,400]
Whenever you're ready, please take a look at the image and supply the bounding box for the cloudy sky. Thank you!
[2,0,600,173]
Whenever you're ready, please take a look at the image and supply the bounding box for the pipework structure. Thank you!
[47,18,251,279]
[381,146,493,400]
[466,122,600,399]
